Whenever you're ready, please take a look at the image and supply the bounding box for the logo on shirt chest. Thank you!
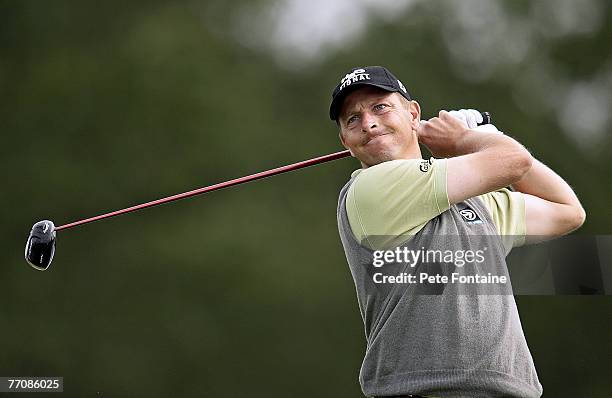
[419,159,433,172]
[457,203,483,224]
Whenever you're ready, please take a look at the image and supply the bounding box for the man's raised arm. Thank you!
[419,110,586,243]
[511,158,586,243]
[418,110,533,204]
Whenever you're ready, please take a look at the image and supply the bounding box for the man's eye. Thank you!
[347,115,358,125]
[374,104,388,111]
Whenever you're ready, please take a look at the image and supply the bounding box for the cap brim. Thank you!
[329,82,400,121]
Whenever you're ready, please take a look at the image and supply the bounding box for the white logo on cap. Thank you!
[397,79,407,93]
[339,69,370,91]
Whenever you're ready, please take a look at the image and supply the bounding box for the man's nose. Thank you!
[360,113,378,132]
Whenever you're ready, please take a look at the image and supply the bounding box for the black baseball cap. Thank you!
[329,66,412,121]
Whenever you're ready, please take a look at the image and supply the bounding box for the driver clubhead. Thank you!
[25,220,56,271]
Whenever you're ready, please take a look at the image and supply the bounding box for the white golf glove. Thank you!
[449,109,482,128]
[448,109,501,133]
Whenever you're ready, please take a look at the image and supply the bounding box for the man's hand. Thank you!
[448,109,484,129]
[417,110,471,158]
[449,109,502,134]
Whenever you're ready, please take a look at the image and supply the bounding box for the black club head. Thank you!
[25,220,56,271]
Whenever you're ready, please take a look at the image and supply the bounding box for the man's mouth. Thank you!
[366,133,389,144]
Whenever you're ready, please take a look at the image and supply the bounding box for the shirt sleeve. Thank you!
[477,189,526,252]
[345,158,450,249]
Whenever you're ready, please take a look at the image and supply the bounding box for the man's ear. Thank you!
[408,100,421,131]
[338,130,355,157]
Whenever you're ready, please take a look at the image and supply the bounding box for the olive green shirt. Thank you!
[345,158,526,250]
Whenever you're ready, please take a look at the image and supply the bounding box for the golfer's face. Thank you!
[339,87,419,167]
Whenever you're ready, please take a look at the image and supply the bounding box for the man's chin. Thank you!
[361,151,396,167]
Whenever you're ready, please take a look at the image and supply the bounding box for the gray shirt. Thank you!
[337,176,543,398]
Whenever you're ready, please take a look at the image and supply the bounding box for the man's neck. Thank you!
[360,149,423,168]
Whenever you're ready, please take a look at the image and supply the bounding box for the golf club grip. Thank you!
[479,111,491,126]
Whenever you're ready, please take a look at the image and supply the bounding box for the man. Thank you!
[331,66,586,398]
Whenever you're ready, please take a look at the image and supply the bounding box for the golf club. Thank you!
[25,112,492,271]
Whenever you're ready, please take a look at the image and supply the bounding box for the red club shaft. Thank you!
[55,150,351,231]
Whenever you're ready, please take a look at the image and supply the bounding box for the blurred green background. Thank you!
[2,0,611,396]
